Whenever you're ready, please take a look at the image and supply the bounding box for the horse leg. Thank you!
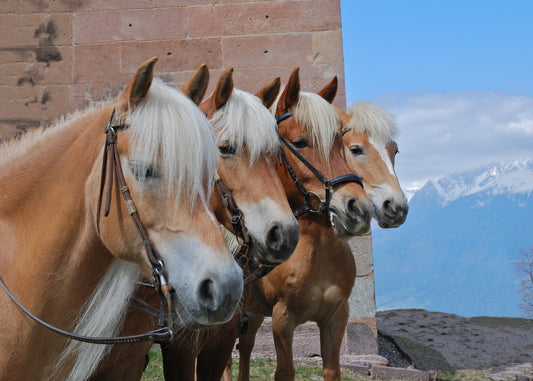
[196,332,236,381]
[161,342,196,381]
[317,302,349,381]
[271,304,297,381]
[237,314,264,381]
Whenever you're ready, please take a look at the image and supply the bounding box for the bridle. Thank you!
[275,112,364,221]
[0,109,174,345]
[214,174,251,268]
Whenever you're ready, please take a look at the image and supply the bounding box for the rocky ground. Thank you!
[237,309,533,379]
[377,309,533,371]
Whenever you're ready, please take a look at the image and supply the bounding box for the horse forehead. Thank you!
[367,136,395,176]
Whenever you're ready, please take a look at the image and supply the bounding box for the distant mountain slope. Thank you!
[372,160,533,317]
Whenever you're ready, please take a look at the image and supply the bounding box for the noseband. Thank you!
[275,112,363,220]
[0,109,174,345]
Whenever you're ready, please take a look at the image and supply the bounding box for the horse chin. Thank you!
[329,209,370,239]
[171,291,237,330]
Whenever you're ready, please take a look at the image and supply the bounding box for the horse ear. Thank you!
[318,76,337,104]
[276,68,300,117]
[214,67,234,110]
[128,57,158,109]
[181,64,209,106]
[255,77,281,109]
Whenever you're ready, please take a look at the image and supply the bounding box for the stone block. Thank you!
[312,29,344,64]
[222,34,313,69]
[371,365,438,381]
[345,321,378,354]
[188,1,340,37]
[73,8,187,44]
[348,275,377,319]
[120,38,223,74]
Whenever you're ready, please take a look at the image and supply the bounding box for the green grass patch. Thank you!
[141,350,366,380]
[141,349,492,380]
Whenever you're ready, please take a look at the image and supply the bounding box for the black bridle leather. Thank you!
[275,112,363,220]
[0,109,174,345]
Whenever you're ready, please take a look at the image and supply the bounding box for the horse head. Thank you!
[273,68,372,238]
[338,101,408,228]
[186,66,299,265]
[95,58,243,328]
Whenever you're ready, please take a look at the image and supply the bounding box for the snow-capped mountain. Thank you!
[426,160,533,205]
[371,159,533,317]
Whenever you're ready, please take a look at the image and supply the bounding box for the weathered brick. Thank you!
[313,29,344,64]
[222,34,313,69]
[230,67,295,95]
[0,85,70,122]
[120,38,223,73]
[73,44,125,85]
[73,8,187,44]
[188,1,340,37]
[0,13,72,48]
[298,62,345,94]
[70,82,125,111]
[0,120,39,141]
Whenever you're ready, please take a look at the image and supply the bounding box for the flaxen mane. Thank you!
[345,101,398,145]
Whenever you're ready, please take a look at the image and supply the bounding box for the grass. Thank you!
[140,350,493,381]
[140,350,368,381]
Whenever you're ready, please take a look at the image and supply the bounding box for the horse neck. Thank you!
[0,106,114,325]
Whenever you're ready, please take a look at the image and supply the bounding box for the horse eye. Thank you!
[218,142,236,156]
[131,164,156,181]
[291,138,308,149]
[349,145,364,156]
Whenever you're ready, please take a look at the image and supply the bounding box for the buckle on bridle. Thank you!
[305,191,325,214]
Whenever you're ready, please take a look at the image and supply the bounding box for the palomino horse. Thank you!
[0,58,243,381]
[235,69,372,381]
[338,101,408,227]
[89,67,300,381]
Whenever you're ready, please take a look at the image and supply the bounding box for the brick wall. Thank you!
[0,0,377,347]
[0,0,346,139]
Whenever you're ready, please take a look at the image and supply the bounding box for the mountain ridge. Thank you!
[372,159,533,317]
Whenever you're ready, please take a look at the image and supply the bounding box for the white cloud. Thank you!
[370,92,533,190]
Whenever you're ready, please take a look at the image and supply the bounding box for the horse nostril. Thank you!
[198,279,216,311]
[346,197,360,219]
[266,225,282,251]
[383,199,393,213]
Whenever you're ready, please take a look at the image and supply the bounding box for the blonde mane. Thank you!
[272,91,340,161]
[209,89,279,163]
[345,101,398,145]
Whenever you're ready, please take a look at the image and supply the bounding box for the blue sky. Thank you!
[340,1,533,190]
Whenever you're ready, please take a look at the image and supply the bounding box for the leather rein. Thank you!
[275,112,364,221]
[0,109,174,345]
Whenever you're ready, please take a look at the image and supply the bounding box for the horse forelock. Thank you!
[126,79,217,209]
[209,89,279,163]
[346,101,398,146]
[273,91,339,162]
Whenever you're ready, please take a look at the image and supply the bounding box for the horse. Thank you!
[0,57,243,381]
[235,68,373,381]
[338,101,408,227]
[88,66,300,381]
